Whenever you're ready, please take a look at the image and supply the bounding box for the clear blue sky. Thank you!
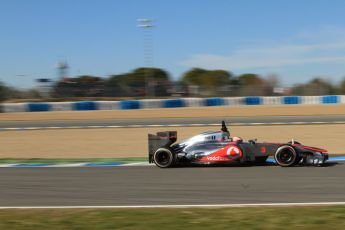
[1,0,345,88]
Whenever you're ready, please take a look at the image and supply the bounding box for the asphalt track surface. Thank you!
[0,163,344,206]
[3,115,345,128]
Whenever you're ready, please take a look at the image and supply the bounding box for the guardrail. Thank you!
[1,95,345,112]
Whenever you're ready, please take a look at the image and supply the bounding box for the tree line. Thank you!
[1,67,345,101]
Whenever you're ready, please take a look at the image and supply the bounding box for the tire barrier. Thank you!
[204,97,225,106]
[301,96,320,104]
[262,96,281,105]
[322,95,339,104]
[140,99,162,109]
[50,102,73,111]
[2,103,27,113]
[162,99,185,108]
[224,97,243,106]
[282,96,301,105]
[1,95,345,112]
[96,101,120,110]
[73,101,97,111]
[27,103,51,112]
[244,96,262,105]
[120,100,140,110]
[183,98,204,107]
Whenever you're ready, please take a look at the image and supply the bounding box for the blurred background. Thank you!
[1,0,345,102]
[1,67,345,102]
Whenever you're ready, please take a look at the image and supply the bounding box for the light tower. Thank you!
[137,18,155,97]
[56,61,69,81]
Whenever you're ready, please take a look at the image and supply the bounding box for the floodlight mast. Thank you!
[137,18,155,97]
[137,19,154,27]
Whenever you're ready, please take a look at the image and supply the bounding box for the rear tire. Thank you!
[274,145,298,167]
[153,148,175,168]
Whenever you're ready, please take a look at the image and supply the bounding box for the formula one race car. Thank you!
[148,121,328,168]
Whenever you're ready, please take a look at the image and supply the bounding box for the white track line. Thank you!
[44,163,88,167]
[0,164,20,168]
[2,121,345,131]
[46,126,62,129]
[1,202,345,209]
[24,127,40,130]
[120,162,152,166]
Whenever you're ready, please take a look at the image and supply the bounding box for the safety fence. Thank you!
[1,95,344,112]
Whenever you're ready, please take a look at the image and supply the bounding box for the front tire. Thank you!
[274,145,298,167]
[153,148,175,168]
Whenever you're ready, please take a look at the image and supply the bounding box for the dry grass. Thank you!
[0,206,345,230]
[0,124,344,158]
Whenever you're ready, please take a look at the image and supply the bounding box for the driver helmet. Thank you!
[232,136,243,142]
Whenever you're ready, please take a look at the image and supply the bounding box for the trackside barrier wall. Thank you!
[282,96,300,104]
[50,102,73,111]
[162,99,185,108]
[73,101,97,111]
[322,95,339,104]
[244,97,262,105]
[27,103,51,112]
[97,101,120,110]
[120,100,140,109]
[183,98,203,107]
[262,97,281,105]
[1,95,345,112]
[341,96,345,104]
[301,96,320,104]
[140,99,162,109]
[204,98,225,106]
[224,97,243,106]
[2,103,27,113]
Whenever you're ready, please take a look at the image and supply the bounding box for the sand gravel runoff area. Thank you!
[0,125,344,158]
[0,104,344,158]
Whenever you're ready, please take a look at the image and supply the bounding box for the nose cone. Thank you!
[298,145,328,153]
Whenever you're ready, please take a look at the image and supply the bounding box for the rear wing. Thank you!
[148,131,177,163]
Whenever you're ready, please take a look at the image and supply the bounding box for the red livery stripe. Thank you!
[293,144,327,153]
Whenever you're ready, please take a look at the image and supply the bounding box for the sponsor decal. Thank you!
[226,146,241,157]
[206,156,229,161]
[199,145,242,162]
[261,146,267,153]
